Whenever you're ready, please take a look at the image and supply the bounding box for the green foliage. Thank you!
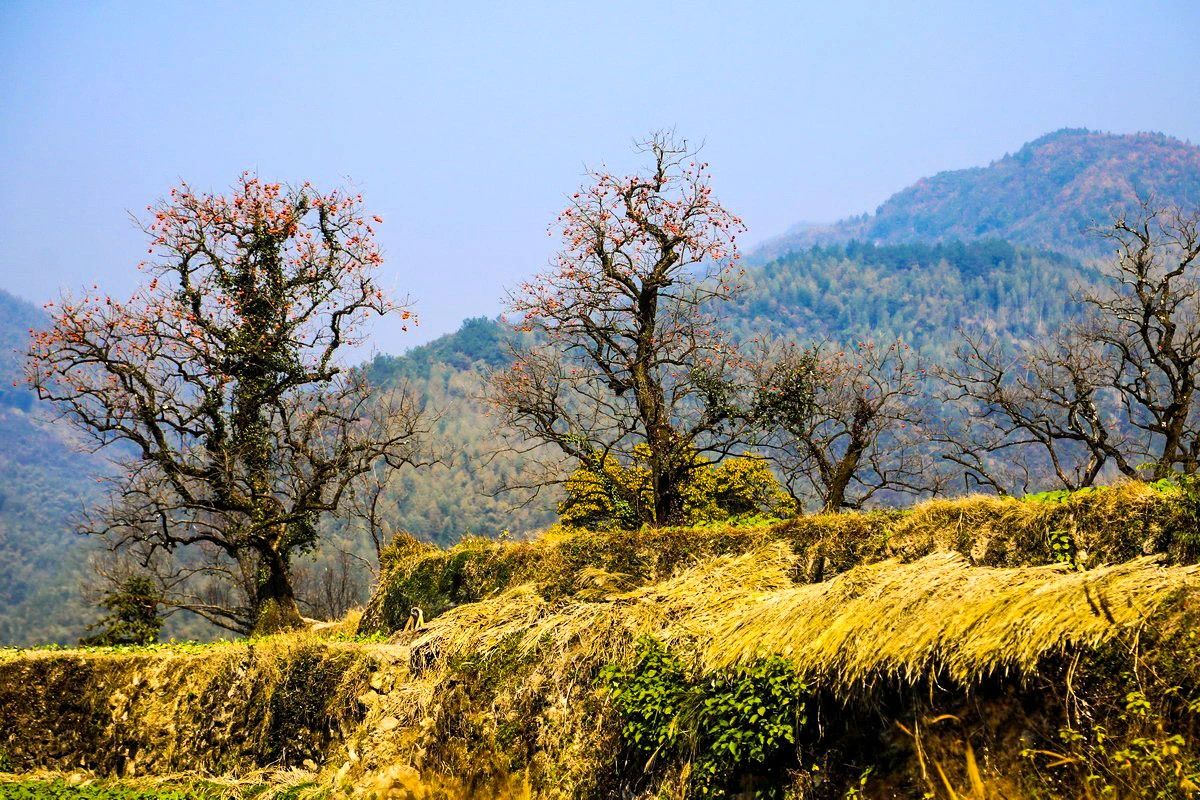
[683,458,798,524]
[0,778,231,799]
[559,452,794,531]
[362,534,522,631]
[1022,639,1200,798]
[601,637,689,757]
[0,639,227,658]
[79,576,163,647]
[557,451,653,531]
[1149,475,1200,548]
[601,637,808,799]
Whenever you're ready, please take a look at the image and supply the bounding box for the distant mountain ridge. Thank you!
[757,129,1200,260]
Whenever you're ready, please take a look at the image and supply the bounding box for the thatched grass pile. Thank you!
[406,543,1198,692]
[698,552,1196,683]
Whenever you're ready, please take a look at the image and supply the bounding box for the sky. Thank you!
[2,0,1198,353]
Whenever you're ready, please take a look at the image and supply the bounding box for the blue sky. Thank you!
[2,1,1198,351]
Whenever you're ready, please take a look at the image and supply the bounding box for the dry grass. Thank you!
[406,539,1199,692]
[697,551,1197,685]
[362,481,1198,637]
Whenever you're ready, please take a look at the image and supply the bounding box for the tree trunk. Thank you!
[822,400,872,512]
[252,548,305,635]
[653,469,686,527]
[823,448,864,512]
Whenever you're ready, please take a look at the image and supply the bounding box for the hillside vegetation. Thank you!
[0,290,103,645]
[5,483,1200,798]
[759,129,1200,260]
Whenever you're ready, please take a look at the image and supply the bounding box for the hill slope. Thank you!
[0,291,103,645]
[758,129,1200,260]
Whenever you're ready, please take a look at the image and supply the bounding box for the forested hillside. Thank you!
[733,239,1094,355]
[361,317,558,546]
[0,291,101,645]
[759,129,1200,259]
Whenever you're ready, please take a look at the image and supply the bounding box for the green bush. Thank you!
[559,451,795,531]
[78,576,164,647]
[601,637,808,799]
[0,779,226,799]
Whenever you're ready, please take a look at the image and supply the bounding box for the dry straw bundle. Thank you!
[699,551,1199,686]
[405,542,1199,694]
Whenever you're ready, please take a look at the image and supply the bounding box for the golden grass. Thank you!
[407,542,1199,691]
[363,481,1197,637]
[698,551,1197,685]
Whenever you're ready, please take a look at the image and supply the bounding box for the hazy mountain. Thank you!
[0,290,102,645]
[757,129,1200,261]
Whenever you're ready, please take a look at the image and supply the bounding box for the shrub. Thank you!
[560,451,794,531]
[79,576,163,647]
[601,637,808,799]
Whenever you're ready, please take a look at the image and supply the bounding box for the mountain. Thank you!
[0,291,103,645]
[0,291,43,412]
[757,129,1200,260]
[731,239,1095,357]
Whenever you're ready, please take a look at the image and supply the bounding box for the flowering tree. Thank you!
[27,175,426,634]
[489,133,747,525]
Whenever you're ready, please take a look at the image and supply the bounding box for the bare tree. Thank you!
[1085,203,1200,477]
[748,339,937,512]
[488,132,747,525]
[293,549,368,622]
[28,175,427,634]
[938,332,1134,494]
[343,459,399,563]
[940,202,1200,492]
[940,331,1137,494]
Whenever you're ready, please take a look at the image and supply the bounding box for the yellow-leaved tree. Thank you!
[558,447,794,530]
